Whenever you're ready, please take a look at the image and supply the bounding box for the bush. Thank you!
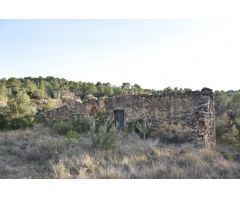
[126,119,151,138]
[73,117,91,133]
[96,110,108,125]
[8,115,35,129]
[90,123,117,150]
[234,117,240,130]
[65,130,80,143]
[0,112,8,129]
[52,119,74,135]
[32,89,46,99]
[0,106,35,130]
[8,92,34,117]
[43,98,55,111]
[216,119,228,136]
[218,124,239,147]
[83,94,97,101]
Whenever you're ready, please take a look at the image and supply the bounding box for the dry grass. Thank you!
[0,124,240,179]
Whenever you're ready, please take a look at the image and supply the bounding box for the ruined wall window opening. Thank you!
[114,110,124,131]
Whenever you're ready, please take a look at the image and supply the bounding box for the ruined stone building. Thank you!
[52,90,75,99]
[41,88,216,148]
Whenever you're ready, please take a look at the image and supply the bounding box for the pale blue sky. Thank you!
[0,20,240,90]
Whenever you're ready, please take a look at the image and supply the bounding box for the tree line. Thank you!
[0,76,154,129]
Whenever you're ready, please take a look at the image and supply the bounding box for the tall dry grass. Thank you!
[0,124,240,178]
[51,132,240,179]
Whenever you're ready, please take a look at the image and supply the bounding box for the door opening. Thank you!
[114,110,124,130]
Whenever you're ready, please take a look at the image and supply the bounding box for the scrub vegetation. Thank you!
[0,77,240,178]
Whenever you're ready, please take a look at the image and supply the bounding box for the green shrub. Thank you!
[126,121,136,133]
[234,117,240,130]
[43,98,55,111]
[73,117,91,133]
[8,91,34,117]
[0,113,8,129]
[215,119,228,136]
[8,115,35,130]
[90,123,117,150]
[52,119,74,135]
[219,124,239,147]
[83,94,97,101]
[32,89,46,99]
[96,110,109,127]
[0,105,35,130]
[65,130,80,143]
[126,119,151,138]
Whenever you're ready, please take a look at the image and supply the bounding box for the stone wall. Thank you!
[41,88,216,148]
[53,90,75,99]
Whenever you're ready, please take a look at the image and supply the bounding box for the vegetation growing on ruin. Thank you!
[1,76,240,179]
[1,76,240,149]
[0,77,151,130]
[0,77,196,131]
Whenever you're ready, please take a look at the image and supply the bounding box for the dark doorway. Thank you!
[114,110,124,130]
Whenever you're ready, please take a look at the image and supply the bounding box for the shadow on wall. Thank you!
[40,88,216,148]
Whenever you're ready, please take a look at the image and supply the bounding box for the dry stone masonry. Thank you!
[41,88,216,148]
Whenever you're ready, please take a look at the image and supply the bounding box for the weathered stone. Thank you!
[53,90,75,99]
[41,88,216,148]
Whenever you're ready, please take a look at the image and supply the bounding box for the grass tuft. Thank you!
[1,125,240,178]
